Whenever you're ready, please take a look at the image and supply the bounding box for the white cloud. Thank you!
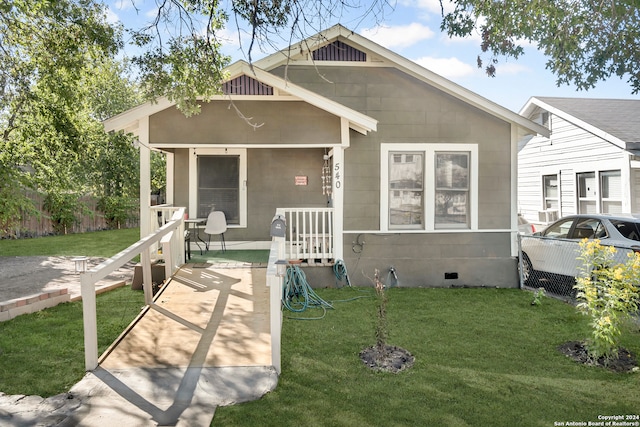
[360,23,435,50]
[399,0,456,15]
[105,7,120,24]
[413,56,475,79]
[494,62,530,75]
[113,0,134,11]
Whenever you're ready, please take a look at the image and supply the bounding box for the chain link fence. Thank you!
[517,234,633,300]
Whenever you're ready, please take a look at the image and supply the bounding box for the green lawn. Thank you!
[1,230,638,425]
[213,287,640,427]
[0,228,140,257]
[0,286,146,396]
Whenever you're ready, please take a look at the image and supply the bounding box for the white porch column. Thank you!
[165,151,174,205]
[333,119,349,260]
[139,116,151,238]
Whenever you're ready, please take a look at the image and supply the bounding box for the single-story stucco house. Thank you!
[104,24,547,288]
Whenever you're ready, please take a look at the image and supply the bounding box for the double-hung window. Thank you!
[381,144,477,231]
[600,170,622,214]
[189,148,247,226]
[542,174,559,210]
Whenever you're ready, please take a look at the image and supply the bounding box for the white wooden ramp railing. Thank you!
[81,207,186,370]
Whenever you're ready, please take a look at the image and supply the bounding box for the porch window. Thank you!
[198,156,239,223]
[190,148,247,226]
[542,174,558,209]
[600,170,622,213]
[381,144,478,231]
[577,172,597,214]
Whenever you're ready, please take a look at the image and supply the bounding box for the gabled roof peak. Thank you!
[255,24,548,138]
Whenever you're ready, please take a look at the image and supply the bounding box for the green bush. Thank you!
[575,239,640,362]
[97,195,136,229]
[43,192,89,234]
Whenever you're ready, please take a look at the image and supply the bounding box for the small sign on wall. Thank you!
[295,176,308,186]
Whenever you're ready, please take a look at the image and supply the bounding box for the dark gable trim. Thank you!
[312,40,366,62]
[223,75,274,95]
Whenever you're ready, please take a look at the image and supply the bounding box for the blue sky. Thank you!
[106,0,638,113]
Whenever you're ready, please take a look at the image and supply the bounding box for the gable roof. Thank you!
[104,60,377,136]
[520,97,640,150]
[255,24,549,139]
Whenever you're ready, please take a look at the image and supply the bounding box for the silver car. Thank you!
[520,214,640,284]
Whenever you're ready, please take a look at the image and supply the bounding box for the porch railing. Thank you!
[149,205,185,261]
[276,207,334,261]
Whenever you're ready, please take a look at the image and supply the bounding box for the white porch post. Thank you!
[333,119,349,260]
[165,151,174,205]
[139,116,151,238]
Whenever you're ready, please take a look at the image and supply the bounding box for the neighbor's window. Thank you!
[542,174,559,210]
[600,170,622,214]
[577,172,597,214]
[382,144,477,231]
[435,152,469,228]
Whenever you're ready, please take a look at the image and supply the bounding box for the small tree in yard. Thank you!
[360,269,414,373]
[575,239,640,363]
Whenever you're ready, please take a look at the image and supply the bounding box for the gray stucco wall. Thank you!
[150,101,340,145]
[271,65,517,288]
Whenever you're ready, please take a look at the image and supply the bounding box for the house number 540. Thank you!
[334,163,341,189]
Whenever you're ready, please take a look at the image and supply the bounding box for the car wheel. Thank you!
[519,253,534,286]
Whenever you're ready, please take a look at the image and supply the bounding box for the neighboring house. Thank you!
[518,97,640,226]
[104,25,546,288]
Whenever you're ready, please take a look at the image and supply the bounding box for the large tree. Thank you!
[128,0,392,115]
[0,1,140,234]
[127,0,640,115]
[440,0,640,93]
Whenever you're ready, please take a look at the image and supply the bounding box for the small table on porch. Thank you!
[184,218,209,255]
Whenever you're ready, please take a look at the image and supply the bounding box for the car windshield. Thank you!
[610,220,640,241]
[570,218,606,239]
[543,218,574,238]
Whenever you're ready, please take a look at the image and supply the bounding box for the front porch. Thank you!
[151,205,338,264]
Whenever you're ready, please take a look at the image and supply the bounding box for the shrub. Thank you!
[97,195,136,229]
[43,192,89,234]
[575,239,640,362]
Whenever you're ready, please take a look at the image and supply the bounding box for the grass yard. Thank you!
[213,287,640,427]
[0,228,140,257]
[0,286,145,396]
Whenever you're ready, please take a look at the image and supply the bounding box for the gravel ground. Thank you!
[0,256,135,302]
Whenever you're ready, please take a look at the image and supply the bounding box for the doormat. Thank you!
[192,263,212,268]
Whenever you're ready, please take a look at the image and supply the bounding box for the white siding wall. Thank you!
[632,168,640,212]
[518,114,628,225]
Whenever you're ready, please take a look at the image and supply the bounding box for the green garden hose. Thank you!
[282,264,333,313]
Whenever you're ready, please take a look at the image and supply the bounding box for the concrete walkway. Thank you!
[0,263,278,426]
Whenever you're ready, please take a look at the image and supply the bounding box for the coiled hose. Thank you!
[282,265,333,313]
[333,259,351,287]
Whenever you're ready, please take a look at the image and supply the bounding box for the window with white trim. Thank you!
[381,144,478,231]
[542,174,558,209]
[577,171,597,214]
[600,170,622,214]
[190,148,247,226]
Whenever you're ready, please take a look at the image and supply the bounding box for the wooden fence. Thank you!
[7,192,139,239]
